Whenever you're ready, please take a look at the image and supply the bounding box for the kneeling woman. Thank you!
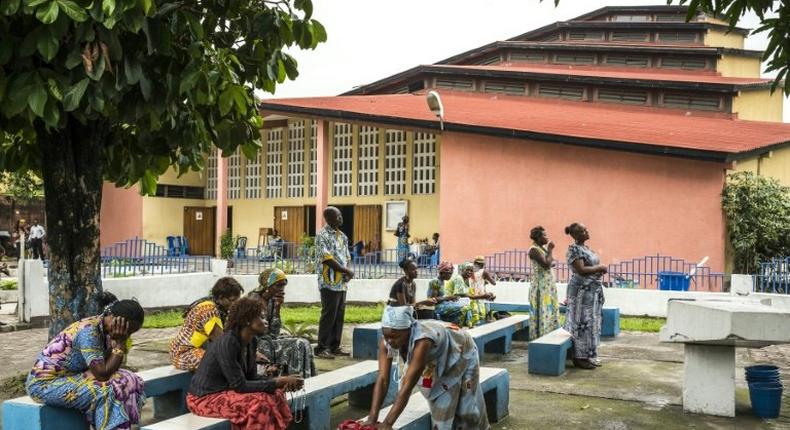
[361,306,489,430]
[187,298,304,430]
[170,277,244,371]
[26,300,146,430]
[248,268,316,378]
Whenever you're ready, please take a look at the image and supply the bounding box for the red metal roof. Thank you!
[260,91,790,157]
[439,64,772,86]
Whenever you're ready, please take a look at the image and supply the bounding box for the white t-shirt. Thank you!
[29,225,45,239]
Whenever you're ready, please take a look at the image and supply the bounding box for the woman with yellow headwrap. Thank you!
[249,268,316,378]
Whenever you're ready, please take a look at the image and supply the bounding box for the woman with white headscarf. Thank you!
[360,306,489,430]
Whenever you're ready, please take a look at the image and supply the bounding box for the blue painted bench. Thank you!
[488,303,621,337]
[2,366,191,430]
[353,315,530,360]
[361,367,509,430]
[527,328,573,376]
[144,360,397,430]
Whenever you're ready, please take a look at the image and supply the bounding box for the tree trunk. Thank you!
[38,117,108,338]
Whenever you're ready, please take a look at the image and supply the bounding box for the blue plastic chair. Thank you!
[180,236,190,255]
[166,236,177,256]
[236,236,248,259]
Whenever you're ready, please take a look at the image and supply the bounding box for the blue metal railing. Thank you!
[228,242,438,278]
[485,251,724,292]
[755,258,790,294]
[100,237,211,278]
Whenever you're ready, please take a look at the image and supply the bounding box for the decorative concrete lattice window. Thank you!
[610,31,650,42]
[266,128,283,198]
[287,121,305,198]
[662,93,721,111]
[657,32,697,44]
[309,121,317,198]
[245,147,261,199]
[436,79,474,91]
[597,88,649,105]
[205,152,217,199]
[484,81,526,96]
[538,85,585,101]
[660,57,707,70]
[510,52,546,63]
[357,126,379,196]
[385,130,407,196]
[227,148,242,200]
[412,132,437,195]
[605,54,649,67]
[332,123,353,197]
[567,31,604,41]
[554,53,595,65]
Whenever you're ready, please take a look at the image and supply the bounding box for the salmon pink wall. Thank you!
[439,132,727,272]
[100,183,143,247]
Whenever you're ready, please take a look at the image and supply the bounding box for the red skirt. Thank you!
[186,390,292,430]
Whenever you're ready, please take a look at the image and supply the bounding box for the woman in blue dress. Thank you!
[564,223,608,370]
[360,305,489,430]
[395,216,410,262]
[25,299,147,430]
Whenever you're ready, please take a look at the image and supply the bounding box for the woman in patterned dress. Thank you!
[447,262,495,327]
[395,216,410,262]
[187,298,304,430]
[25,300,146,430]
[361,305,489,430]
[248,268,316,378]
[564,223,608,370]
[425,261,463,322]
[170,277,244,371]
[528,226,560,339]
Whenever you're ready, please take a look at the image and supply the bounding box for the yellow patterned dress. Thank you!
[528,245,560,339]
[169,300,224,371]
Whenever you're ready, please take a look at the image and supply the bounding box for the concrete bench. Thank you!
[527,328,572,376]
[488,303,621,337]
[361,367,509,430]
[144,360,397,430]
[353,315,530,360]
[2,366,191,430]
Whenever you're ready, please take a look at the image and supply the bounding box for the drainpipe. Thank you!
[18,231,26,323]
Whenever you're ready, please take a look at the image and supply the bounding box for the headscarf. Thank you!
[257,268,287,292]
[437,261,453,273]
[458,262,474,274]
[381,305,415,330]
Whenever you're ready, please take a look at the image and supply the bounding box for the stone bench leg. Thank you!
[601,308,620,338]
[348,369,399,408]
[683,344,735,417]
[483,376,509,422]
[475,333,513,358]
[301,393,332,430]
[152,389,188,420]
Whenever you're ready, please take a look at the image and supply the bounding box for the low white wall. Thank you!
[20,267,789,320]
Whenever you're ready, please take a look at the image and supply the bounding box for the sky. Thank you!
[262,0,788,121]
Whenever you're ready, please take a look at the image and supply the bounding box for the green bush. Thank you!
[722,172,790,273]
[220,230,237,260]
[0,279,17,290]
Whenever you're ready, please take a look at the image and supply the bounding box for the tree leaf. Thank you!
[0,37,13,66]
[218,86,234,116]
[62,77,89,111]
[141,170,157,195]
[138,72,151,100]
[139,0,152,14]
[57,0,87,22]
[123,56,142,84]
[101,0,113,16]
[231,86,247,115]
[35,1,59,24]
[0,0,21,15]
[23,0,48,8]
[47,78,63,101]
[28,81,48,117]
[36,28,59,61]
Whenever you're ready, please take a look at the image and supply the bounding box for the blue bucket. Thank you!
[746,365,780,375]
[749,382,783,419]
[658,271,690,291]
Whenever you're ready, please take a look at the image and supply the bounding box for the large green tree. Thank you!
[0,0,325,336]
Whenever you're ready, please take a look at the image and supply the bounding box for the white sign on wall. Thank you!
[385,200,408,231]
[281,210,288,221]
[195,211,203,221]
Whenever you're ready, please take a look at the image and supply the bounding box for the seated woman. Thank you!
[25,299,146,430]
[360,306,489,430]
[426,261,463,322]
[389,258,437,317]
[248,268,316,378]
[448,262,496,327]
[170,277,244,371]
[187,298,304,430]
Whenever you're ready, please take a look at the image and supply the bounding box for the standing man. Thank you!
[29,219,46,260]
[315,206,354,359]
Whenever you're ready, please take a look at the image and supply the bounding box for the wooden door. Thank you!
[354,205,382,252]
[183,207,216,256]
[274,206,306,244]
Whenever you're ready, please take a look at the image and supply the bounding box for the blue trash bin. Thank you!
[749,382,784,419]
[658,271,690,291]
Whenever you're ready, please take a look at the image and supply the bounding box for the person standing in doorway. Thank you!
[29,219,45,260]
[315,206,354,359]
[395,215,410,262]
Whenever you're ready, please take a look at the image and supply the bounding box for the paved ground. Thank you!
[1,326,789,429]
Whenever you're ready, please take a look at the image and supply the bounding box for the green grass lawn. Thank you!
[143,303,387,329]
[144,304,665,333]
